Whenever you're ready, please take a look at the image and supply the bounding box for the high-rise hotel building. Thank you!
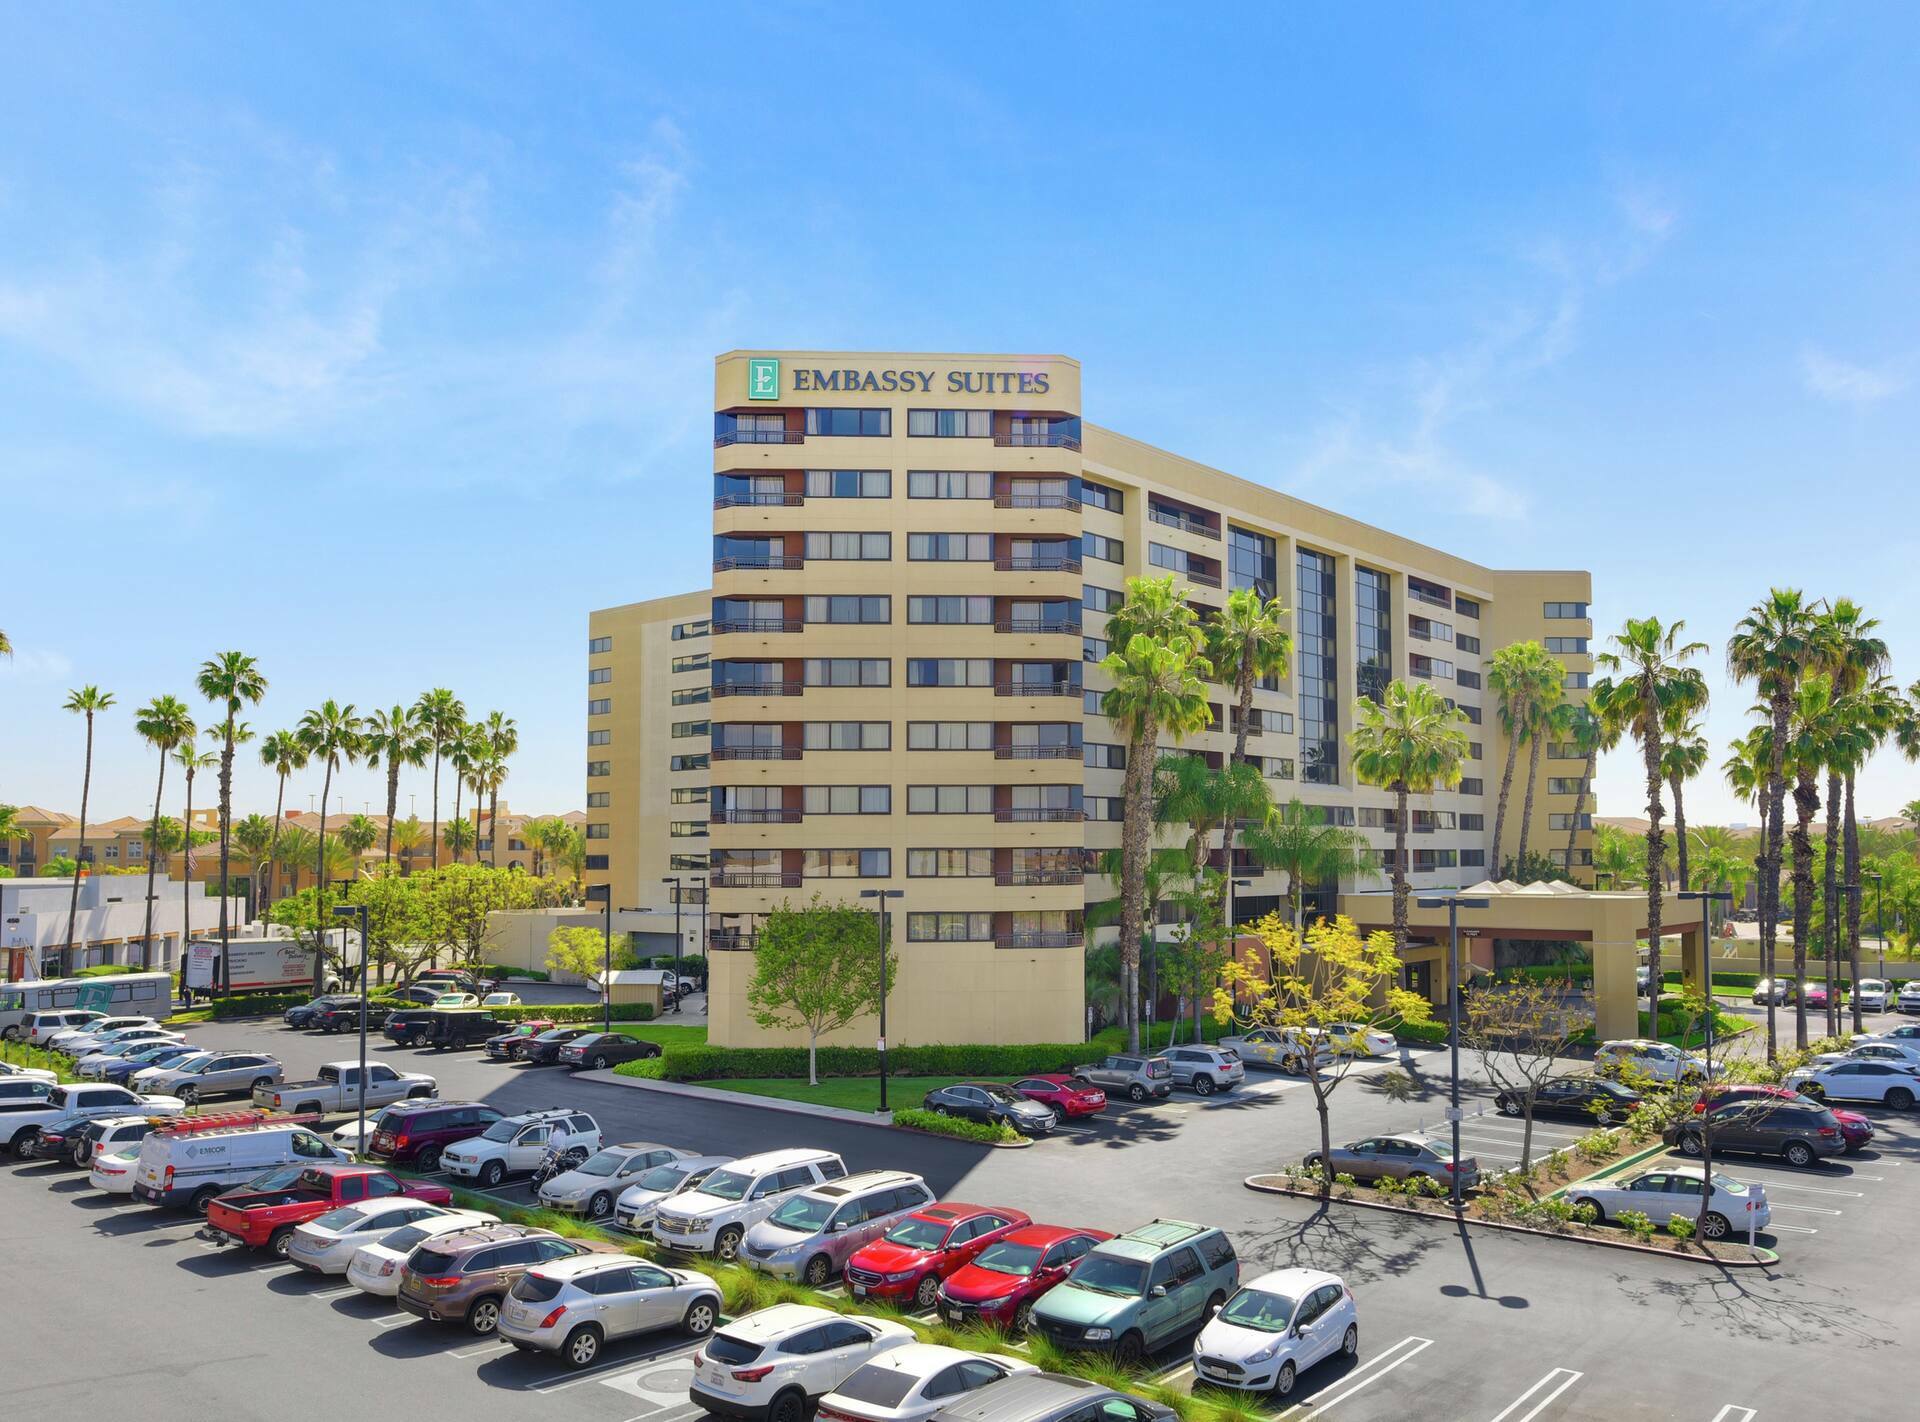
[588,352,1594,1047]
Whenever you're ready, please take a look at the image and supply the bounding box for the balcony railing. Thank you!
[994,492,1081,511]
[709,871,803,889]
[707,930,758,952]
[1181,567,1223,589]
[995,556,1082,573]
[710,808,803,825]
[995,681,1081,698]
[1407,585,1452,610]
[710,681,803,699]
[994,744,1082,760]
[714,430,804,448]
[994,930,1085,948]
[713,618,803,634]
[714,492,803,510]
[710,746,802,762]
[713,555,804,573]
[994,618,1081,635]
[1149,507,1220,540]
[994,432,1081,450]
[996,868,1086,886]
[1228,722,1264,739]
[994,807,1086,823]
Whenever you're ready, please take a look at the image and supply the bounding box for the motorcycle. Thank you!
[530,1142,588,1188]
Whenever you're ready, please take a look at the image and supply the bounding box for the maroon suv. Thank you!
[364,1100,504,1172]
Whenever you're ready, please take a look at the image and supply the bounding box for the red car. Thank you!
[1803,983,1831,1009]
[201,1164,454,1256]
[1011,1074,1107,1119]
[937,1223,1113,1332]
[844,1202,1033,1310]
[1695,1083,1875,1152]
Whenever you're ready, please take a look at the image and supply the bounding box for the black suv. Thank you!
[1498,1075,1642,1125]
[422,1012,508,1051]
[285,995,358,1029]
[384,1008,441,1047]
[316,1001,393,1033]
[364,1099,506,1172]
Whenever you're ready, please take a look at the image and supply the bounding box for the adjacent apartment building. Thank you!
[588,351,1595,1047]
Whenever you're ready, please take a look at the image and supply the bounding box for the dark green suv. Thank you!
[1029,1219,1238,1365]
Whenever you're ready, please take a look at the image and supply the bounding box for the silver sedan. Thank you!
[498,1254,720,1369]
[287,1199,459,1275]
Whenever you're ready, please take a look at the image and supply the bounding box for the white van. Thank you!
[131,1115,348,1212]
[653,1147,847,1261]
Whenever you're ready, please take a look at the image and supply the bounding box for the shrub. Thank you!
[0,1039,80,1082]
[1573,1128,1621,1164]
[73,963,139,977]
[1394,1020,1451,1045]
[208,992,311,1019]
[1618,1209,1655,1242]
[1333,1172,1356,1199]
[893,1108,1021,1145]
[1666,1214,1695,1241]
[1569,1201,1598,1226]
[1373,1174,1403,1200]
[484,964,550,982]
[649,1040,1094,1083]
[493,1003,653,1023]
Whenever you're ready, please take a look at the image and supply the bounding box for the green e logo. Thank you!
[748,357,780,401]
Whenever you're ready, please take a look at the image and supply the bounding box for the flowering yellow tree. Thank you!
[1213,914,1432,1197]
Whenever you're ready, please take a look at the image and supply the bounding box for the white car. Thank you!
[48,1017,160,1052]
[499,1254,722,1369]
[61,1026,180,1059]
[653,1148,847,1261]
[614,1154,733,1235]
[1194,1268,1359,1399]
[0,1060,58,1084]
[4,1082,184,1160]
[1786,1060,1920,1109]
[690,1304,915,1421]
[1857,1022,1920,1046]
[1218,1026,1333,1073]
[1854,979,1891,1013]
[345,1209,498,1296]
[73,1035,186,1077]
[22,1009,106,1046]
[1569,1164,1769,1239]
[1812,1041,1920,1070]
[287,1198,461,1275]
[1594,1039,1710,1084]
[537,1142,689,1219]
[432,993,480,1009]
[1898,982,1920,1015]
[89,1146,144,1195]
[1325,1023,1397,1058]
[72,1114,165,1167]
[481,992,522,1009]
[817,1343,1035,1422]
[441,1108,602,1188]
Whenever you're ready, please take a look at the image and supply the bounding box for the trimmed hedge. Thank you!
[74,964,140,978]
[1662,970,1763,989]
[649,1041,1093,1084]
[1394,1020,1451,1045]
[893,1108,1020,1145]
[208,992,309,1018]
[494,1003,654,1024]
[484,964,550,981]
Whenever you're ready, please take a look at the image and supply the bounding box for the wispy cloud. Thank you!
[0,646,74,685]
[1801,347,1908,406]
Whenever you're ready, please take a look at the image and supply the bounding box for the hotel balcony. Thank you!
[709,681,804,698]
[712,554,805,574]
[709,870,803,889]
[993,929,1085,948]
[995,868,1086,887]
[994,807,1086,823]
[710,746,802,762]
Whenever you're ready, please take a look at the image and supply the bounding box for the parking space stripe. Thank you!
[1488,1368,1583,1422]
[1766,1223,1819,1234]
[1709,1407,1757,1422]
[1750,1181,1862,1196]
[1275,1334,1432,1418]
[451,1340,516,1359]
[1767,1202,1843,1215]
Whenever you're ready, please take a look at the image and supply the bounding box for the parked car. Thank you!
[1786,1059,1920,1109]
[689,1303,916,1422]
[89,1041,201,1085]
[818,1343,1036,1422]
[432,992,481,1009]
[1813,1041,1920,1069]
[845,1202,1032,1309]
[314,1001,393,1034]
[285,994,358,1029]
[1569,1164,1769,1239]
[364,1099,504,1172]
[1898,982,1920,1015]
[520,1026,595,1064]
[0,1059,58,1084]
[1752,979,1799,1006]
[1071,1055,1174,1103]
[614,1154,734,1235]
[134,1051,283,1105]
[1192,1268,1358,1399]
[937,1225,1112,1333]
[343,1209,498,1296]
[88,1146,144,1194]
[382,1007,441,1046]
[1665,1098,1847,1168]
[1161,1046,1245,1096]
[482,992,522,1010]
[66,1027,181,1060]
[1855,979,1891,1013]
[484,1020,556,1061]
[21,1009,105,1046]
[397,1222,611,1334]
[558,1031,663,1071]
[1303,1134,1480,1190]
[653,1147,848,1261]
[1803,982,1833,1009]
[1008,1076,1105,1119]
[253,1060,437,1115]
[1218,1026,1332,1073]
[5,1082,184,1160]
[921,1082,1058,1134]
[415,969,497,998]
[1496,1075,1642,1124]
[500,1253,722,1368]
[287,1197,462,1274]
[66,1113,162,1167]
[537,1142,689,1219]
[202,1162,455,1255]
[1693,1083,1874,1152]
[1324,1023,1398,1058]
[921,1373,1174,1422]
[742,1170,935,1285]
[1858,1021,1920,1044]
[1594,1038,1711,1084]
[421,1010,508,1051]
[132,1116,345,1211]
[441,1108,601,1188]
[1029,1219,1239,1365]
[48,1016,158,1052]
[392,985,449,1008]
[21,1113,103,1163]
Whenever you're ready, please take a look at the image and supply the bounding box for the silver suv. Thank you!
[1073,1054,1174,1103]
[740,1169,936,1285]
[1161,1047,1244,1096]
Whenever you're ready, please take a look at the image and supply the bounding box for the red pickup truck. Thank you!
[200,1163,453,1256]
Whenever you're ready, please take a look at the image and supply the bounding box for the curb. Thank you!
[1243,1175,1780,1268]
[1541,1138,1672,1198]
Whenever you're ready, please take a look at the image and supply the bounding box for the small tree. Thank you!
[546,924,638,982]
[1162,871,1231,1045]
[1214,914,1432,1198]
[1462,977,1594,1173]
[746,896,895,1087]
[344,873,433,985]
[418,863,540,970]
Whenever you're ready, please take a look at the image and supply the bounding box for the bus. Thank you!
[0,971,175,1040]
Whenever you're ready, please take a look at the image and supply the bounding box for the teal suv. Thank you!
[1029,1219,1238,1366]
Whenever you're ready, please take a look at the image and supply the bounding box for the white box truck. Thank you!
[183,929,354,997]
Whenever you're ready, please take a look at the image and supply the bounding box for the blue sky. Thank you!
[3,3,1917,829]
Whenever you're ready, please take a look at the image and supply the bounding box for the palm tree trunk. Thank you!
[384,755,400,868]
[1517,734,1544,867]
[1491,730,1523,875]
[217,723,235,968]
[1763,690,1792,1063]
[1669,775,1690,890]
[1117,717,1159,1052]
[489,785,502,868]
[1641,709,1667,1031]
[1790,768,1818,1050]
[1845,774,1864,1034]
[1391,782,1410,951]
[1823,769,1842,1038]
[141,756,167,971]
[1233,659,1254,765]
[429,747,441,870]
[264,773,286,925]
[313,763,334,994]
[63,711,95,962]
[1567,749,1596,882]
[181,769,195,969]
[451,777,464,865]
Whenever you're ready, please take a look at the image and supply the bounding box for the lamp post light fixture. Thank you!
[858,888,904,1113]
[1415,893,1489,1211]
[584,885,612,1033]
[329,894,373,1153]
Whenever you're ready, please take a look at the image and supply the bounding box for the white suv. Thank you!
[21,1010,105,1046]
[4,1082,184,1159]
[442,1109,601,1188]
[653,1148,847,1262]
[691,1304,914,1422]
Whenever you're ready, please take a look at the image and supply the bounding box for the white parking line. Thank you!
[532,1341,705,1395]
[371,1311,414,1328]
[1488,1368,1583,1422]
[310,1284,359,1299]
[1275,1334,1432,1418]
[1752,1181,1863,1197]
[1709,1407,1757,1422]
[451,1340,517,1359]
[1768,1203,1843,1215]
[1767,1223,1819,1234]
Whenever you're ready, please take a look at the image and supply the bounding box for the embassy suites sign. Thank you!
[747,357,1052,400]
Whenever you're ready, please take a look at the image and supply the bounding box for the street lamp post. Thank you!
[1840,878,1861,1033]
[859,888,903,1113]
[1416,893,1488,1211]
[1229,878,1255,1019]
[1866,870,1885,983]
[329,897,372,1154]
[1677,889,1733,1038]
[662,876,685,962]
[585,885,612,1033]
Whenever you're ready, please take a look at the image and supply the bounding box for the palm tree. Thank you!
[1155,754,1272,883]
[1782,674,1846,1048]
[1728,590,1831,1060]
[1591,823,1643,888]
[256,730,307,916]
[1239,797,1377,931]
[296,700,365,992]
[518,816,554,877]
[195,651,268,978]
[442,817,477,861]
[1516,662,1567,870]
[1487,641,1563,874]
[1098,575,1215,1050]
[389,816,428,875]
[233,813,274,915]
[361,705,427,869]
[1348,679,1471,950]
[273,826,317,897]
[1560,693,1617,880]
[477,710,519,867]
[340,814,380,866]
[1596,616,1708,1014]
[1822,599,1891,1032]
[1206,587,1291,765]
[133,696,195,969]
[1660,708,1709,889]
[0,629,10,657]
[446,724,487,865]
[412,689,466,869]
[59,686,115,958]
[174,743,216,965]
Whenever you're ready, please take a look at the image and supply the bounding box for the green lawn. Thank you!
[703,1075,972,1112]
[611,1023,708,1051]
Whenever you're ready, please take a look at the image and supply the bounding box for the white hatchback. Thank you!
[816,1343,1035,1422]
[344,1209,498,1296]
[89,1147,143,1194]
[288,1198,459,1275]
[1193,1268,1358,1398]
[691,1304,915,1422]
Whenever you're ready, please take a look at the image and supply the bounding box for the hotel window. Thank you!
[908,532,993,561]
[104,845,119,860]
[587,760,610,777]
[1406,576,1451,610]
[804,531,891,561]
[672,687,710,705]
[712,722,781,753]
[1548,777,1591,795]
[909,595,992,625]
[1456,669,1482,690]
[1551,848,1596,868]
[1458,777,1484,796]
[588,667,611,685]
[804,786,891,815]
[586,823,610,840]
[128,842,142,859]
[907,721,994,750]
[587,729,610,746]
[907,785,992,814]
[716,412,790,444]
[805,658,891,688]
[674,654,710,675]
[1413,849,1459,871]
[1082,689,1105,716]
[585,855,608,871]
[1148,542,1194,576]
[1460,813,1485,831]
[1229,527,1278,599]
[1543,602,1590,619]
[672,788,708,804]
[671,720,709,739]
[909,912,992,943]
[669,753,709,772]
[804,469,890,498]
[804,407,890,436]
[670,822,707,838]
[1085,796,1122,821]
[1296,547,1339,784]
[670,854,708,871]
[1544,637,1589,655]
[804,595,891,624]
[1550,812,1594,831]
[1563,672,1590,689]
[1408,615,1453,644]
[908,658,992,688]
[1455,633,1481,654]
[1356,566,1392,703]
[802,721,891,750]
[1547,743,1585,760]
[1260,756,1296,780]
[1080,480,1124,513]
[907,408,992,437]
[908,470,992,499]
[1467,742,1482,760]
[804,848,892,878]
[1454,596,1481,619]
[1083,584,1124,614]
[1461,850,1486,868]
[1083,636,1110,664]
[588,698,611,716]
[587,635,612,654]
[1452,701,1482,725]
[1410,654,1454,681]
[1084,742,1127,770]
[672,619,710,640]
[908,848,994,878]
[1083,532,1124,564]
